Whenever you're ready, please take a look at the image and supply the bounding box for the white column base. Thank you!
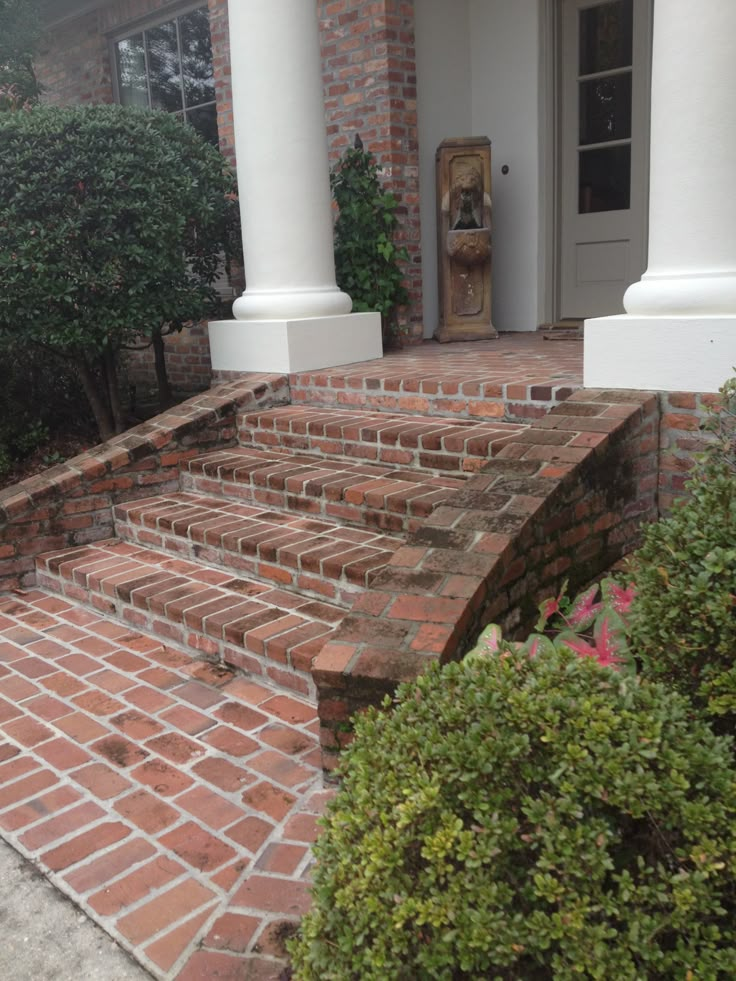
[208,312,383,374]
[584,316,736,393]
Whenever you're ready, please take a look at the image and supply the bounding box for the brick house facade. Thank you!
[33,0,736,397]
[35,0,421,394]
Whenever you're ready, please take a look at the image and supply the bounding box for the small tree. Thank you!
[0,105,238,439]
[331,138,408,338]
[0,0,43,105]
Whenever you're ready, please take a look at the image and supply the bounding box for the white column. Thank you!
[584,0,736,393]
[208,0,382,373]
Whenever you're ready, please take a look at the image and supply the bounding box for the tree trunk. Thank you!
[77,360,115,442]
[103,346,125,434]
[152,326,175,410]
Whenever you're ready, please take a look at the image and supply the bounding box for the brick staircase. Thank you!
[34,406,526,699]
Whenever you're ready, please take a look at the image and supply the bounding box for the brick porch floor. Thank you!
[0,334,583,979]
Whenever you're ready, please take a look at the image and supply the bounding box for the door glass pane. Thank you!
[579,145,631,213]
[116,34,148,108]
[146,20,182,112]
[180,8,215,108]
[186,104,219,146]
[579,74,632,145]
[579,0,633,75]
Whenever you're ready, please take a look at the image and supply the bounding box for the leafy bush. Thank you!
[0,104,238,440]
[331,139,408,335]
[291,650,736,980]
[628,378,736,723]
[0,338,95,478]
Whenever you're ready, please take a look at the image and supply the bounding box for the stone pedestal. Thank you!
[584,0,736,392]
[435,137,497,342]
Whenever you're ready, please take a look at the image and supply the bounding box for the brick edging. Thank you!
[0,375,289,591]
[314,388,660,769]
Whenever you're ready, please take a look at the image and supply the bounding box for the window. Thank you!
[114,6,218,145]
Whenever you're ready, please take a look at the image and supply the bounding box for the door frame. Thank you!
[538,0,652,324]
[539,0,560,325]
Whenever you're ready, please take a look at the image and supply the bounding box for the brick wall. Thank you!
[124,324,216,400]
[0,375,289,592]
[657,391,720,512]
[314,389,660,769]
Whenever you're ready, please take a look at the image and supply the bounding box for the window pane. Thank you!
[579,0,633,75]
[180,7,215,108]
[579,73,632,145]
[116,34,148,108]
[186,103,219,147]
[579,145,631,213]
[146,20,182,112]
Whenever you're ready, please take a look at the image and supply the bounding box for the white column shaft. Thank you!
[624,0,736,316]
[227,0,351,320]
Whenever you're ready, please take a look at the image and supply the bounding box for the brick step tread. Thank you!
[114,492,401,605]
[35,541,344,699]
[239,406,525,473]
[181,447,465,534]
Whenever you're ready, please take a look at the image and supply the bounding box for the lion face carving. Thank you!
[451,168,484,231]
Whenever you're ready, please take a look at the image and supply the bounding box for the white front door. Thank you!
[559,0,652,319]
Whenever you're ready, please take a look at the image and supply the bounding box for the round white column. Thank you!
[624,0,736,316]
[227,0,351,320]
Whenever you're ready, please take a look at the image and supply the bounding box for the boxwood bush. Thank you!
[291,650,736,979]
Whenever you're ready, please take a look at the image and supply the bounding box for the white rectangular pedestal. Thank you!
[208,312,383,374]
[584,316,736,393]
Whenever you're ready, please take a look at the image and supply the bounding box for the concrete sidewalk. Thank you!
[0,836,150,980]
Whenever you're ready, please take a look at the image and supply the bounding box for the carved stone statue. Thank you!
[435,138,497,341]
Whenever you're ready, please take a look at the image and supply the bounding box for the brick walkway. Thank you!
[0,589,330,979]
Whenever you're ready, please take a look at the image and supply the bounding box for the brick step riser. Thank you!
[34,562,335,702]
[179,470,445,536]
[240,429,507,475]
[113,513,385,609]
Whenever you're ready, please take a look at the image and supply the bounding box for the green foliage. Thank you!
[331,142,408,326]
[0,0,42,105]
[0,104,237,439]
[291,650,736,980]
[628,377,736,723]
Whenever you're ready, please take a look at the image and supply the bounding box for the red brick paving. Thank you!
[0,590,331,979]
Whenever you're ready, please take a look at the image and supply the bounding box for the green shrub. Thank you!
[0,338,95,477]
[291,650,736,980]
[628,379,736,723]
[0,104,237,439]
[331,139,408,335]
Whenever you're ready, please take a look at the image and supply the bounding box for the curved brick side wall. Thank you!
[0,375,288,592]
[314,389,660,769]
